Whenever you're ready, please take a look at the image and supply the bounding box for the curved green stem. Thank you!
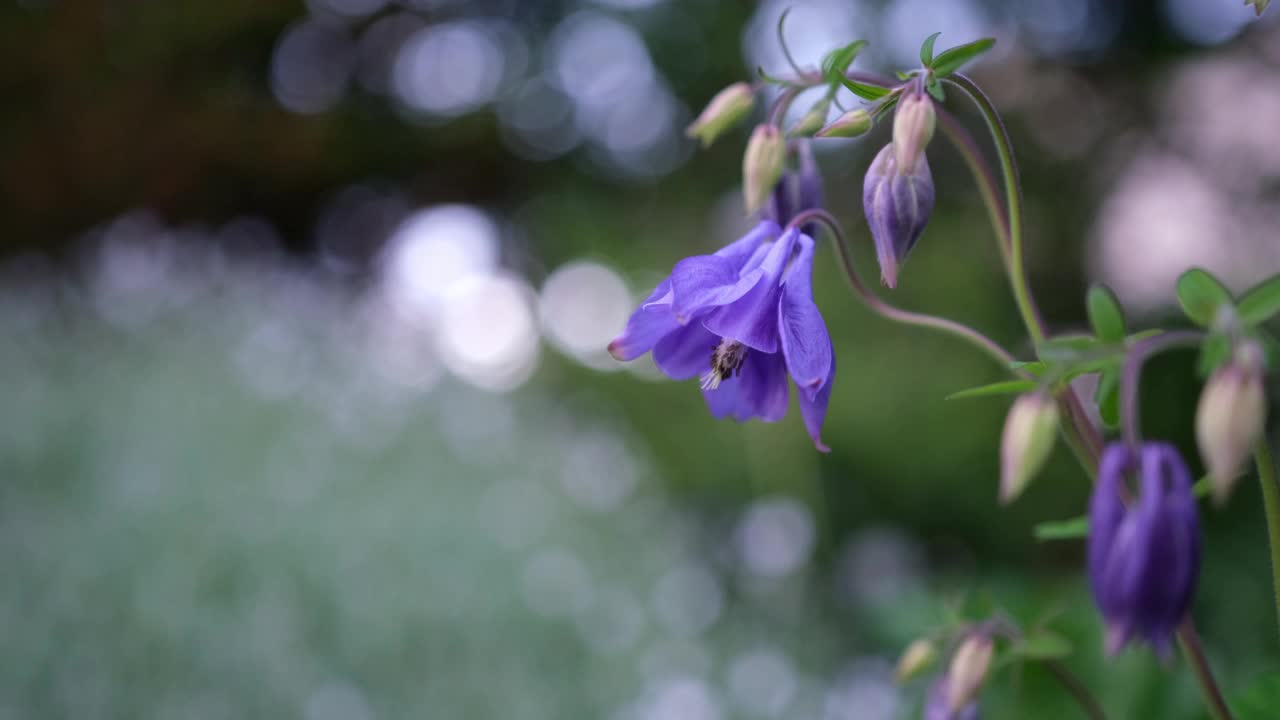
[942,73,1046,346]
[1255,440,1280,644]
[935,107,1011,271]
[787,209,1020,372]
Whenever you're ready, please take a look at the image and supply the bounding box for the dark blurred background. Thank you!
[2,0,1280,718]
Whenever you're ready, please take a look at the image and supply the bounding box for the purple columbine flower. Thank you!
[1088,441,1201,656]
[607,221,835,451]
[925,674,980,720]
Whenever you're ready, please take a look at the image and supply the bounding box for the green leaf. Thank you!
[1033,516,1088,542]
[1176,268,1234,327]
[1095,368,1120,428]
[1124,328,1163,345]
[1198,332,1231,376]
[821,40,869,84]
[1238,274,1280,325]
[919,32,941,66]
[895,70,914,81]
[946,379,1037,400]
[1009,360,1048,376]
[837,75,892,101]
[1086,285,1126,343]
[1193,474,1212,499]
[756,67,804,88]
[931,38,996,77]
[925,75,945,102]
[1012,630,1073,661]
[1035,335,1099,361]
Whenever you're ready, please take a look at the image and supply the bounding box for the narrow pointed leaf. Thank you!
[946,379,1037,400]
[1176,268,1234,327]
[920,32,941,66]
[931,38,996,77]
[926,76,945,101]
[1086,285,1126,342]
[1124,328,1163,345]
[1033,516,1089,542]
[1237,274,1280,325]
[837,75,891,101]
[822,40,869,84]
[1009,360,1048,376]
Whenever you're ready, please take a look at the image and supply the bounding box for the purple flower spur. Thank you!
[1088,441,1201,656]
[608,221,835,451]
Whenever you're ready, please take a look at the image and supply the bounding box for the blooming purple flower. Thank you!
[608,222,835,451]
[1088,442,1201,656]
[925,674,980,720]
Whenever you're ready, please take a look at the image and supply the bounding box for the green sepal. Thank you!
[1095,368,1120,428]
[1198,332,1232,376]
[1011,630,1073,661]
[930,38,996,77]
[1237,274,1280,325]
[946,379,1038,400]
[1176,268,1234,327]
[926,75,945,102]
[1086,284,1126,343]
[919,32,941,66]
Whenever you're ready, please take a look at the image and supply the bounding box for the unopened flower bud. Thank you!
[1196,341,1266,505]
[862,143,934,288]
[926,673,979,720]
[946,633,993,714]
[1000,392,1059,504]
[788,99,830,138]
[815,108,872,138]
[892,91,936,173]
[896,638,937,683]
[743,124,786,215]
[686,82,755,148]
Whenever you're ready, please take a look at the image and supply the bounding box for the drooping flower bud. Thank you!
[1196,340,1266,505]
[686,82,755,148]
[816,108,872,138]
[892,90,936,173]
[999,392,1059,505]
[788,99,830,138]
[895,638,937,683]
[1088,442,1200,656]
[925,674,980,720]
[743,124,786,215]
[945,633,993,714]
[862,143,934,288]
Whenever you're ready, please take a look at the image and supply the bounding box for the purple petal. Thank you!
[1088,443,1131,615]
[701,350,789,422]
[797,352,834,452]
[668,222,780,320]
[779,234,832,396]
[652,323,718,380]
[608,279,680,361]
[702,229,799,353]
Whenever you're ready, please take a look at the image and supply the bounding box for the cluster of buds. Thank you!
[1196,339,1267,504]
